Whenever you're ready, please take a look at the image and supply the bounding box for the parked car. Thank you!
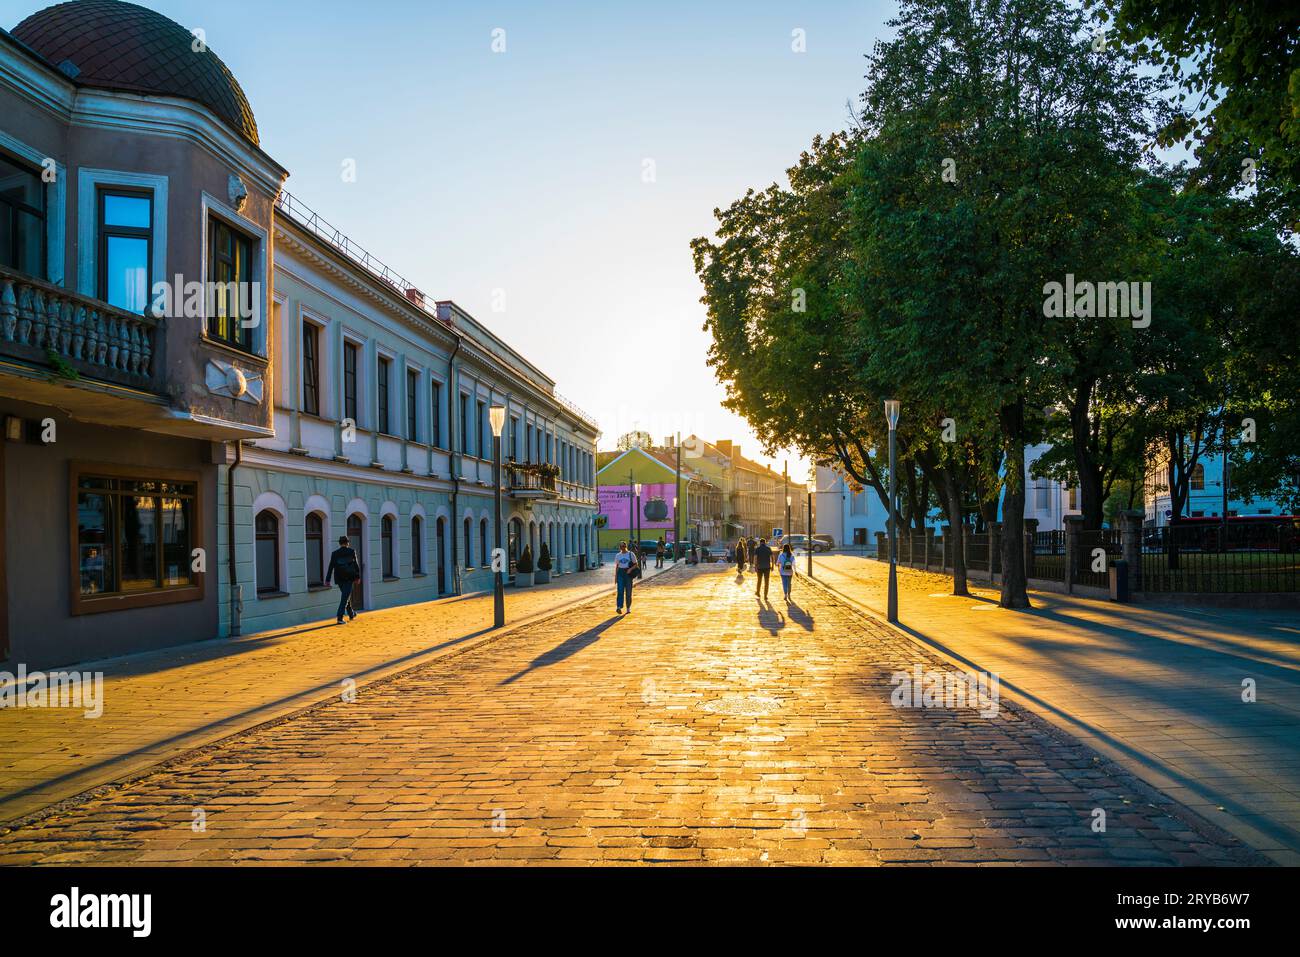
[813,534,836,549]
[778,534,830,553]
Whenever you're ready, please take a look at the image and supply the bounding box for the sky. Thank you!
[3,0,896,478]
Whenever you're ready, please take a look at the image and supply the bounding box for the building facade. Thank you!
[1,1,286,667]
[0,0,599,663]
[1143,445,1287,526]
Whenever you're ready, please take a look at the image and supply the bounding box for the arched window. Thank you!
[382,515,394,578]
[480,518,488,567]
[255,510,279,593]
[464,516,473,567]
[305,512,325,587]
[412,515,424,574]
[1191,463,1206,491]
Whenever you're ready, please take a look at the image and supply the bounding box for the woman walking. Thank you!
[735,537,747,577]
[777,542,796,601]
[614,541,639,614]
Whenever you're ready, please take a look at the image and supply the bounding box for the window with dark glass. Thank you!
[509,417,519,460]
[206,217,255,349]
[480,518,488,567]
[477,400,486,458]
[305,512,325,587]
[407,368,419,441]
[98,189,152,314]
[343,341,359,425]
[0,151,45,279]
[412,516,424,574]
[526,423,533,462]
[76,475,196,598]
[302,322,320,416]
[255,510,279,593]
[377,357,391,435]
[430,380,442,448]
[464,517,473,567]
[460,393,470,455]
[382,515,394,578]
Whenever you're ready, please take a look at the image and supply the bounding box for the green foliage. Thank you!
[516,545,533,574]
[537,542,552,571]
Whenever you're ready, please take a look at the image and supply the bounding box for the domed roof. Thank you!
[12,0,259,145]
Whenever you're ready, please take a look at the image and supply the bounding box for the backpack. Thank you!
[335,549,360,583]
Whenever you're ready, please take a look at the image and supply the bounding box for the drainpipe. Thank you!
[227,438,243,637]
[448,334,463,595]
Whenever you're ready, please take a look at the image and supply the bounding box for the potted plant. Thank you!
[515,545,534,587]
[536,542,552,583]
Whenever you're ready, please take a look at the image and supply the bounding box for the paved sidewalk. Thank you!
[0,565,1260,865]
[0,560,676,826]
[812,554,1300,864]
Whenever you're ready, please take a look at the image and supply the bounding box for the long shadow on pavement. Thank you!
[499,617,622,685]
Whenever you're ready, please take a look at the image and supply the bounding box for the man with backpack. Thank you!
[753,537,773,601]
[325,535,361,624]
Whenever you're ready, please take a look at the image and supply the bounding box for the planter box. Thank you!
[535,569,551,584]
[515,572,534,587]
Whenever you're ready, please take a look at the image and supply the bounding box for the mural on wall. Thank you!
[597,483,677,530]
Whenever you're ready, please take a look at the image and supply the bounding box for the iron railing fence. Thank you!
[1140,522,1299,593]
[1074,527,1122,589]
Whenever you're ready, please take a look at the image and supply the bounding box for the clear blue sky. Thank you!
[5,0,895,476]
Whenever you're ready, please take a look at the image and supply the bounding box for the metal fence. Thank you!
[1027,530,1066,583]
[1074,527,1122,589]
[1139,523,1300,593]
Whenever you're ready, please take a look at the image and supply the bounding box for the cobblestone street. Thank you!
[0,566,1264,865]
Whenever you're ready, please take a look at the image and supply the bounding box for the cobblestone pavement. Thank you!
[0,561,674,824]
[0,565,1265,865]
[812,554,1300,865]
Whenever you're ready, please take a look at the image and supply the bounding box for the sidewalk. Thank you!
[811,553,1300,864]
[0,560,678,826]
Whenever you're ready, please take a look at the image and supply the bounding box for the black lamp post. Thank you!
[490,404,506,628]
[806,489,813,576]
[885,398,900,623]
[634,482,642,556]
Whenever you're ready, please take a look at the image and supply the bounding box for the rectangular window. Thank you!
[206,216,255,349]
[430,380,442,448]
[377,357,391,435]
[509,417,519,460]
[477,400,486,459]
[302,321,320,416]
[460,393,470,455]
[526,423,533,462]
[343,341,359,425]
[74,473,198,607]
[1035,484,1049,510]
[407,368,419,441]
[98,189,152,314]
[0,151,46,278]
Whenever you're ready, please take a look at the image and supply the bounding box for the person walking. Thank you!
[614,540,640,614]
[735,537,747,576]
[777,542,796,601]
[655,536,666,569]
[753,536,773,600]
[325,535,361,624]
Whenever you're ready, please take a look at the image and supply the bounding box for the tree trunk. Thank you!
[945,473,970,597]
[999,406,1031,609]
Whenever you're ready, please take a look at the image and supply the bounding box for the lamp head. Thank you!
[489,405,506,437]
[884,399,901,430]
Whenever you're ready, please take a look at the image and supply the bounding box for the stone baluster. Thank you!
[106,315,120,369]
[71,304,85,360]
[119,318,133,372]
[32,288,49,350]
[16,284,34,344]
[83,306,98,363]
[139,321,153,377]
[0,279,15,341]
[94,311,108,364]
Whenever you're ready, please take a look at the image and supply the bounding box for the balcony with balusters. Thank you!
[0,264,168,425]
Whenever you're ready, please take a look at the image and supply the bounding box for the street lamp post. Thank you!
[673,496,679,561]
[490,405,506,629]
[634,482,643,559]
[885,399,900,623]
[806,490,813,576]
